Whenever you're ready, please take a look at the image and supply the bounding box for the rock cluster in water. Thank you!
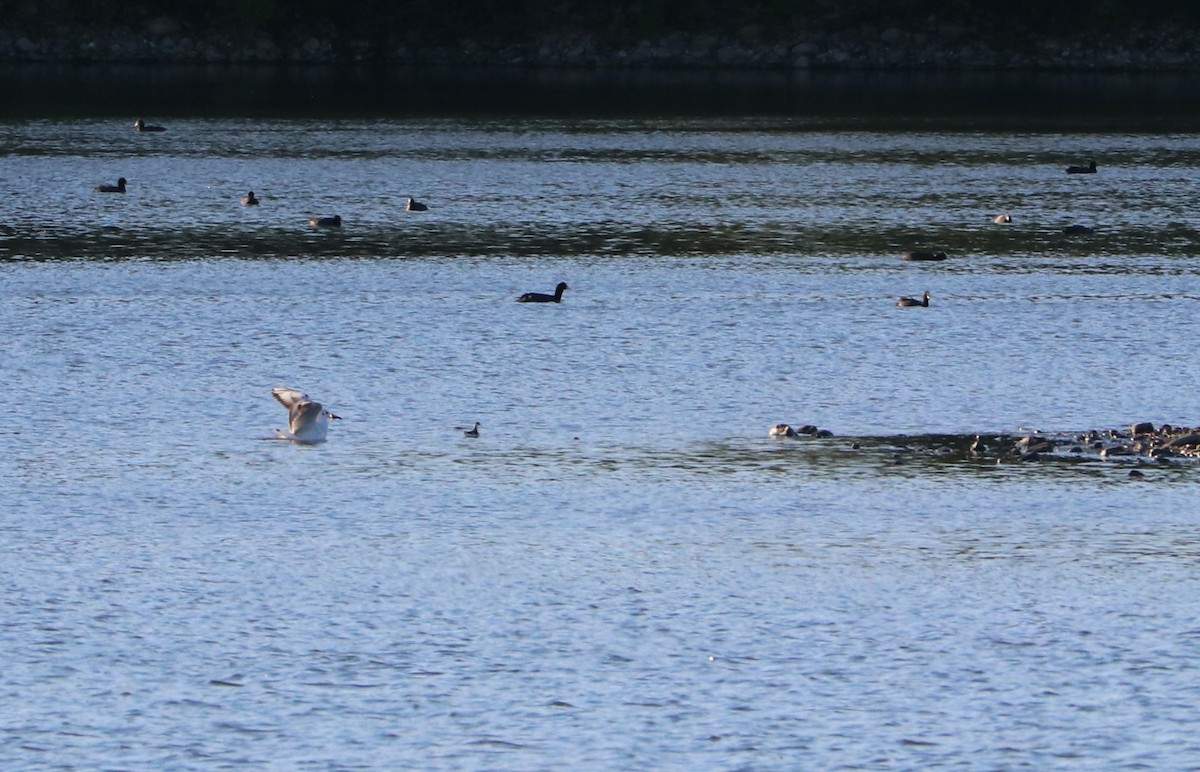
[998,423,1200,463]
[3,16,1200,69]
[870,422,1200,466]
[771,421,1200,470]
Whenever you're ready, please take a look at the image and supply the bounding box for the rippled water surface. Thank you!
[3,70,1200,769]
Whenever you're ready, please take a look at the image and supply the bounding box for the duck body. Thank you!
[406,196,428,212]
[901,251,947,262]
[897,291,931,308]
[242,191,259,205]
[517,282,570,303]
[1066,160,1097,174]
[134,119,166,132]
[463,421,481,438]
[309,215,342,228]
[769,423,798,438]
[272,387,341,443]
[94,177,127,193]
[993,214,1012,224]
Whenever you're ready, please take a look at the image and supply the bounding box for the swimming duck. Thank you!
[94,177,127,193]
[769,423,798,438]
[406,196,428,212]
[517,282,570,303]
[133,119,166,132]
[462,422,481,438]
[993,214,1012,224]
[1066,160,1097,174]
[309,215,342,228]
[242,191,259,206]
[901,251,947,262]
[896,291,930,308]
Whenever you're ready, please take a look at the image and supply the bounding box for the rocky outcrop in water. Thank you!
[989,423,1200,463]
[840,422,1200,467]
[768,421,1200,476]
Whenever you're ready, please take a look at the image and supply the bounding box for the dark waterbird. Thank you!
[770,423,832,438]
[242,191,259,206]
[133,119,166,132]
[1066,160,1097,174]
[309,215,342,228]
[94,177,127,193]
[518,282,570,303]
[897,291,930,308]
[901,251,947,262]
[406,196,428,211]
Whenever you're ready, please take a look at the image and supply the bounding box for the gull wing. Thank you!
[272,387,309,411]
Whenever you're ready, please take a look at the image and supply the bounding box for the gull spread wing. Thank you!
[272,387,309,411]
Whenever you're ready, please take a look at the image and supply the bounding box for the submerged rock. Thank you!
[1164,432,1200,448]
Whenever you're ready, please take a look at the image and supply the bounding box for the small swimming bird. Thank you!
[993,214,1012,224]
[242,191,259,206]
[94,177,127,193]
[769,423,798,438]
[309,215,342,228]
[1066,160,1097,174]
[133,119,166,132]
[406,196,428,212]
[462,422,481,438]
[271,387,341,443]
[897,291,931,308]
[517,282,570,303]
[901,251,947,262]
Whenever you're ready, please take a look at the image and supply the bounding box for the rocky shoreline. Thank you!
[3,18,1200,71]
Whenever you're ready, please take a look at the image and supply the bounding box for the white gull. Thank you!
[271,387,341,443]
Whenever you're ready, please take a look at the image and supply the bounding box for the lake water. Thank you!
[3,67,1200,769]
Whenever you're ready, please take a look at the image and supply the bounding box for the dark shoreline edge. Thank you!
[4,26,1200,72]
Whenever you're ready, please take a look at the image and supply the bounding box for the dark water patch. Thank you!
[7,221,1200,263]
[427,429,1198,485]
[6,66,1200,130]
